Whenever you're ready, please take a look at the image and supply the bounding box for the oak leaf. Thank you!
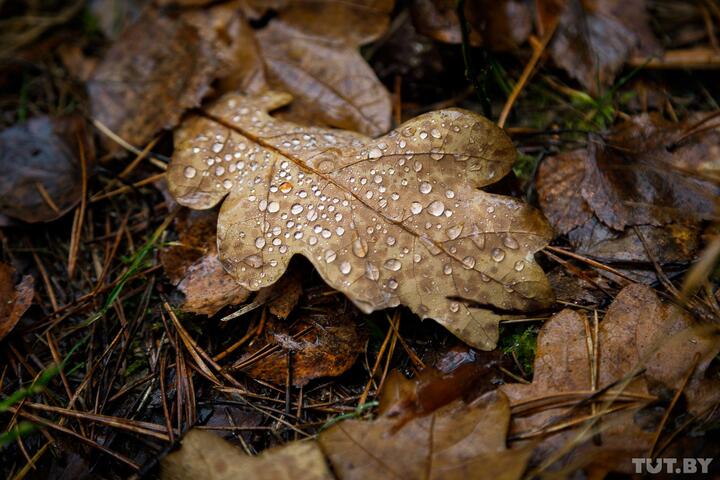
[167,91,554,350]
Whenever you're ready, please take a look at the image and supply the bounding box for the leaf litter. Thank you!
[2,0,720,478]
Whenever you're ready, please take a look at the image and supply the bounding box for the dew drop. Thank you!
[503,236,519,250]
[386,236,396,246]
[419,182,432,194]
[279,182,293,194]
[340,261,352,275]
[183,166,197,178]
[290,204,304,215]
[431,128,442,139]
[212,142,223,153]
[365,262,380,280]
[514,260,525,271]
[368,147,382,159]
[461,256,476,269]
[243,255,263,268]
[324,250,337,263]
[410,202,423,215]
[447,224,463,240]
[450,302,460,313]
[419,131,428,139]
[427,201,445,217]
[352,238,369,258]
[255,237,266,249]
[387,279,398,290]
[384,259,402,271]
[443,264,453,275]
[491,248,506,262]
[267,201,280,213]
[445,190,455,199]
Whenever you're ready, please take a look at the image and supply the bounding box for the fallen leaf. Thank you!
[539,0,660,93]
[379,347,506,427]
[319,390,532,480]
[501,283,720,474]
[0,115,91,223]
[88,9,217,154]
[537,113,720,269]
[234,307,366,386]
[167,91,554,350]
[160,209,250,316]
[0,263,34,341]
[265,267,303,319]
[240,0,393,135]
[161,429,334,480]
[412,0,531,51]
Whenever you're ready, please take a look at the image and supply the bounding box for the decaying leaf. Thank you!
[501,283,720,473]
[0,115,91,223]
[537,113,719,269]
[167,91,554,350]
[539,0,660,92]
[234,308,366,386]
[88,9,217,153]
[379,348,506,427]
[319,390,532,480]
[160,209,250,315]
[162,429,334,480]
[0,263,34,342]
[412,0,531,51]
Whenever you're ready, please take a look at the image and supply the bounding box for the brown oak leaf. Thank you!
[167,91,554,350]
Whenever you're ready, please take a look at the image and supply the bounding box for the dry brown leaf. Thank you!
[167,91,554,350]
[319,390,532,480]
[0,115,92,223]
[537,114,719,268]
[0,263,34,342]
[160,209,250,316]
[88,9,217,154]
[161,429,333,480]
[234,307,366,386]
[538,0,660,93]
[501,283,720,473]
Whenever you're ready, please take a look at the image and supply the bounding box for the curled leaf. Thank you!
[167,92,553,349]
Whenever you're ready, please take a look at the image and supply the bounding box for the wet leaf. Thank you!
[319,390,532,480]
[160,209,250,316]
[0,115,91,223]
[162,429,334,480]
[501,283,720,473]
[412,0,531,51]
[0,263,34,342]
[539,0,660,92]
[379,348,506,427]
[167,91,554,350]
[88,9,217,154]
[234,308,366,386]
[537,113,720,269]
